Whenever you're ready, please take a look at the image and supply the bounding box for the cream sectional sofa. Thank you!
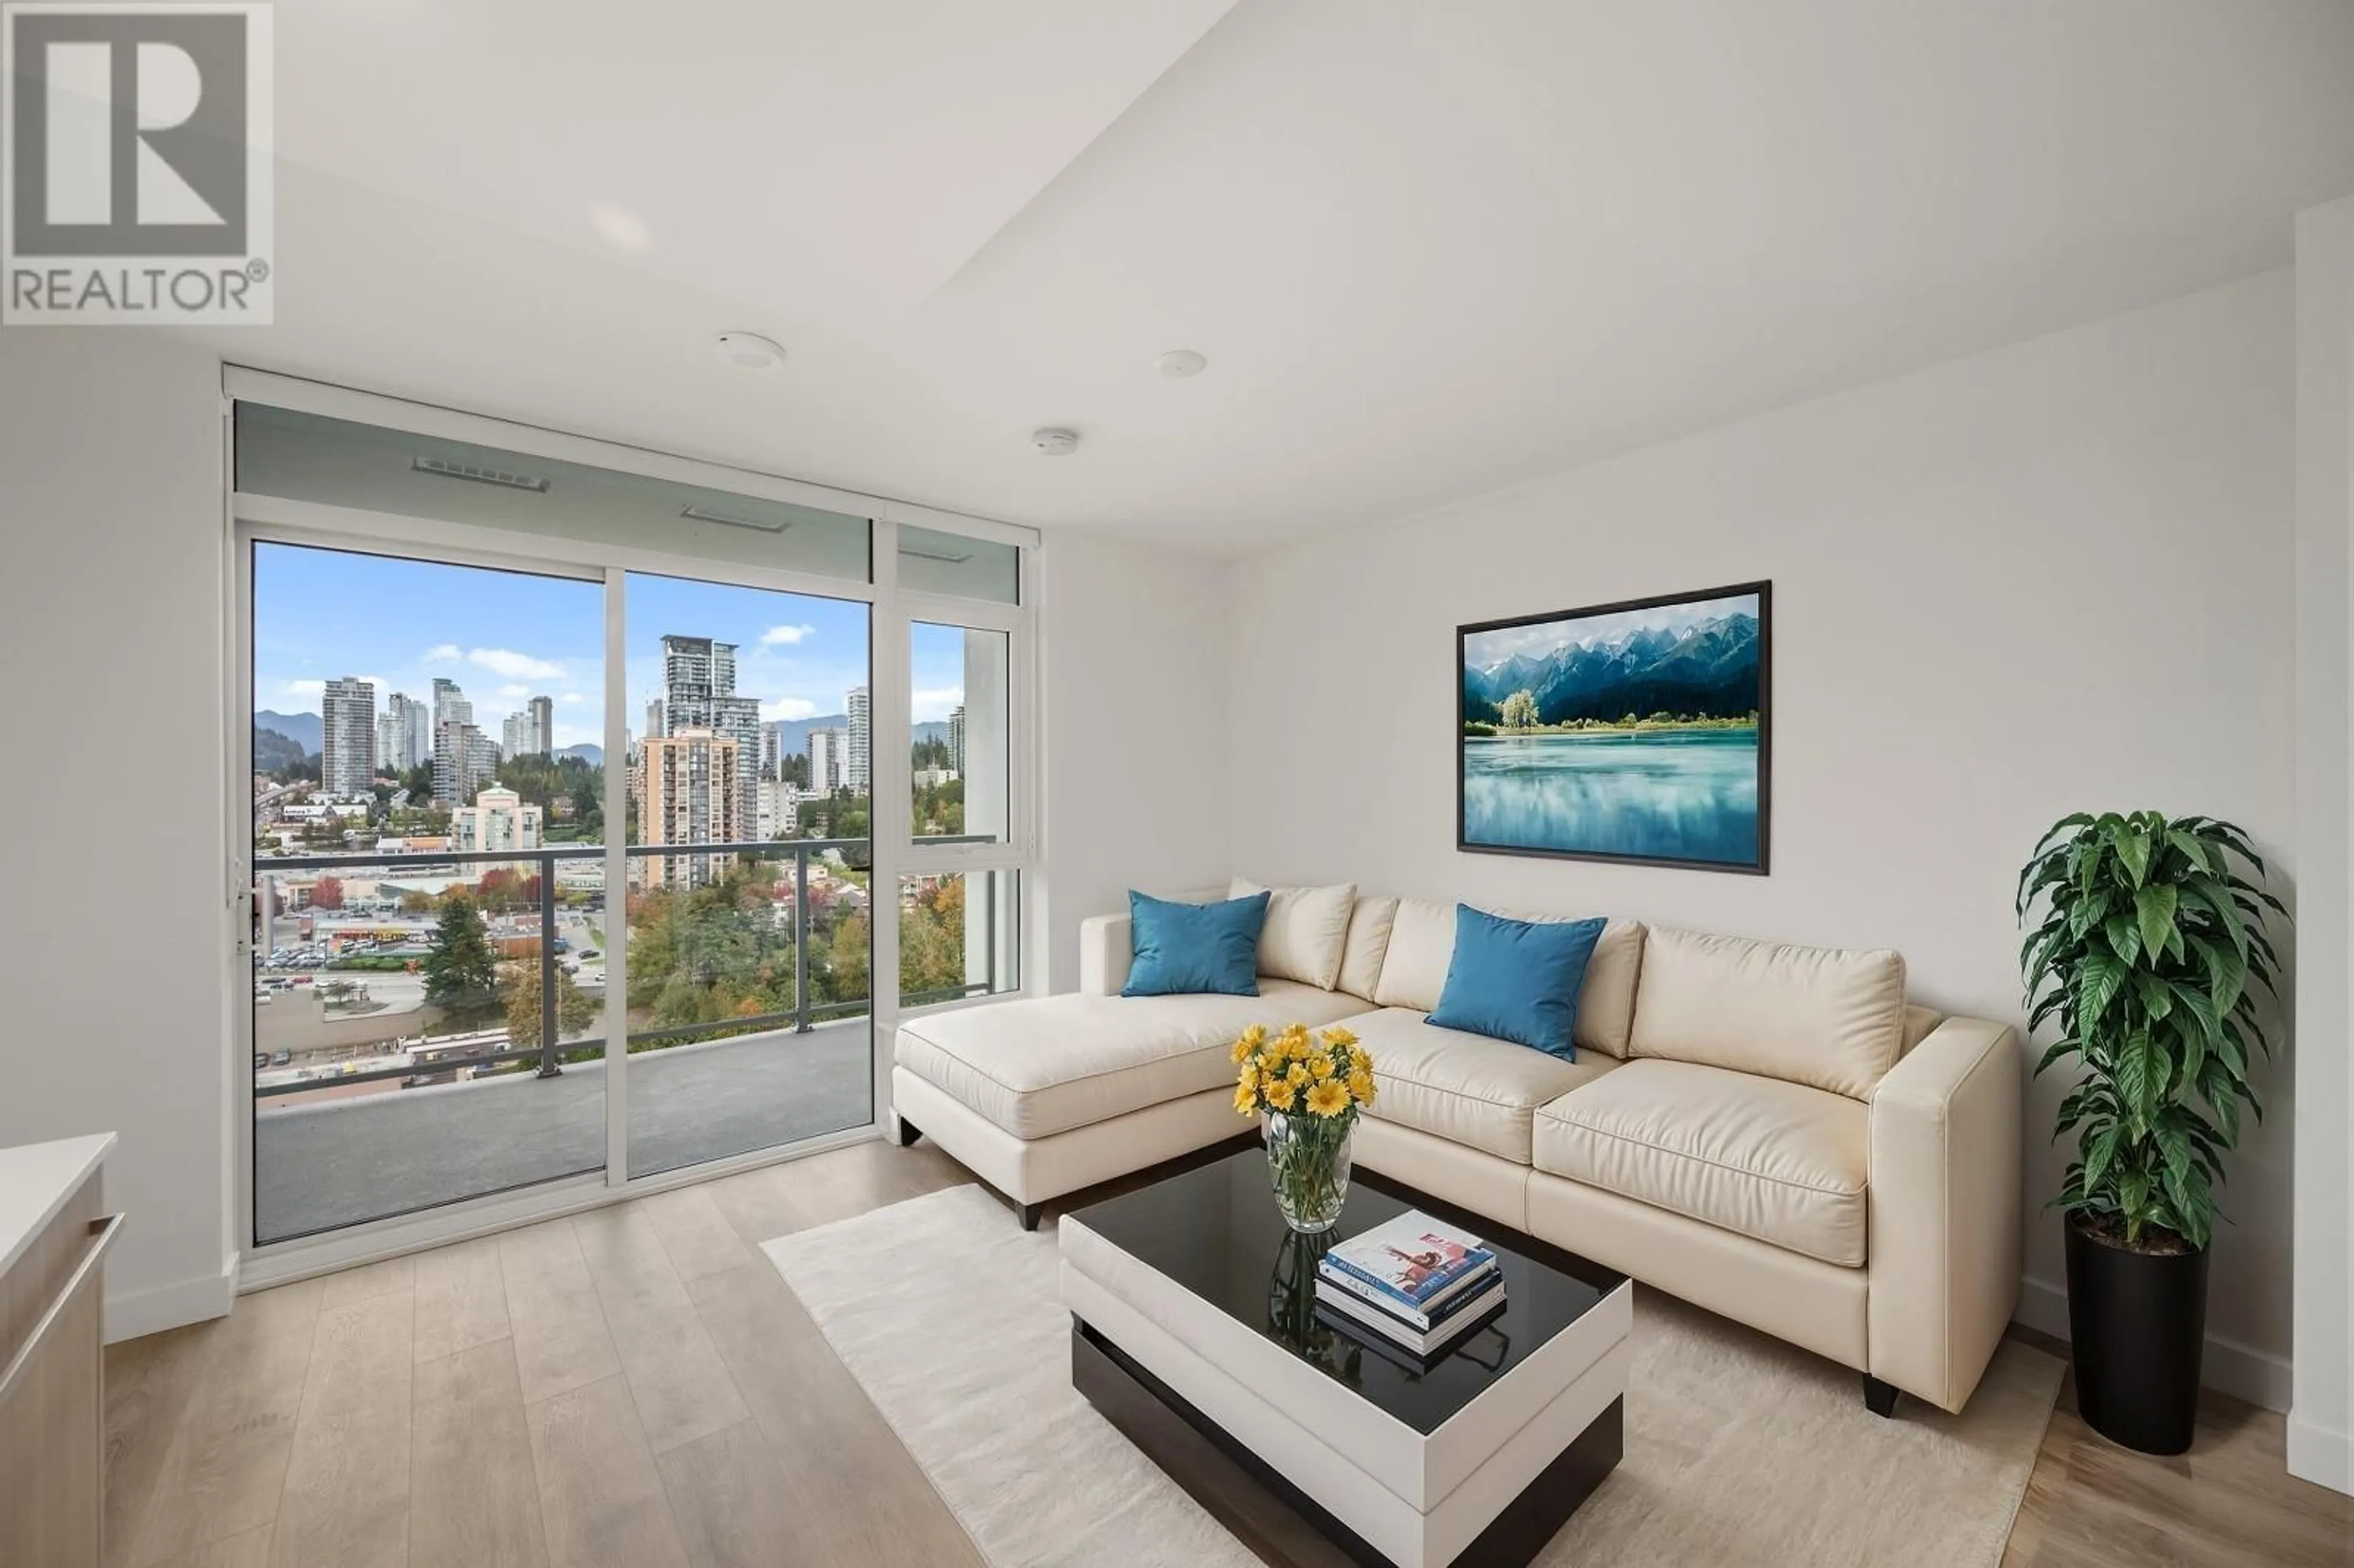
[889,888,2022,1417]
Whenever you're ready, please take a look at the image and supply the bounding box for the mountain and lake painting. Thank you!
[1458,583,1769,872]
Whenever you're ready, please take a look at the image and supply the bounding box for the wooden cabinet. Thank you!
[0,1136,119,1568]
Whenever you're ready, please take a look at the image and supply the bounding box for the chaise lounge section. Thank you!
[889,885,2021,1415]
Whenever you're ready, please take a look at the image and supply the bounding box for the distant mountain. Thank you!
[1465,612,1761,725]
[254,726,310,773]
[555,744,603,766]
[254,709,322,753]
[763,714,848,754]
[757,715,949,751]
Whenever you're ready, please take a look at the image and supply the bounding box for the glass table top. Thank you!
[1068,1145,1626,1434]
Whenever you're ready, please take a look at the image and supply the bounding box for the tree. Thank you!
[422,896,498,1013]
[825,910,870,1007]
[310,875,345,911]
[502,956,596,1052]
[1499,689,1540,730]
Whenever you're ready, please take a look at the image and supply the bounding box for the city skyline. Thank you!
[255,545,969,759]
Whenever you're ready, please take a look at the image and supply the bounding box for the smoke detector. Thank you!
[714,332,786,371]
[1156,349,1207,378]
[1032,427,1080,457]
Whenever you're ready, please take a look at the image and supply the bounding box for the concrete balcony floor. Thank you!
[254,1020,874,1243]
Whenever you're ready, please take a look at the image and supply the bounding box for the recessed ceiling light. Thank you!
[714,332,787,372]
[587,199,652,256]
[1032,427,1080,456]
[1156,349,1208,378]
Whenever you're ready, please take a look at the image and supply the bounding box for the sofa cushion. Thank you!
[1533,1059,1869,1267]
[1428,906,1606,1058]
[1627,926,1906,1100]
[894,981,1371,1140]
[1372,898,1646,1057]
[1344,1007,1620,1165]
[1230,878,1357,990]
[1335,895,1399,1000]
[1123,889,1269,997]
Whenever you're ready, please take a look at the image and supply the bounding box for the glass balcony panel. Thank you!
[251,853,606,1244]
[899,870,1019,1009]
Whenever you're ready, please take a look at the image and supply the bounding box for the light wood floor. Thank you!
[103,1139,2352,1568]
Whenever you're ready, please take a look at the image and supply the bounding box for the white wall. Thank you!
[0,330,235,1338]
[1225,273,2299,1404]
[2291,196,2353,1492]
[1037,529,1231,992]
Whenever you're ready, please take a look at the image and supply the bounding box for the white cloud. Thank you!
[423,644,462,663]
[467,647,565,680]
[761,696,819,721]
[760,623,817,647]
[496,683,531,700]
[559,692,588,705]
[279,675,389,702]
[910,685,965,723]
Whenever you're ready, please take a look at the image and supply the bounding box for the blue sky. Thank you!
[254,544,968,751]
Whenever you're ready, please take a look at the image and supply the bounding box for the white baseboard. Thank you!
[2287,1412,2352,1494]
[106,1252,239,1344]
[2017,1274,2293,1412]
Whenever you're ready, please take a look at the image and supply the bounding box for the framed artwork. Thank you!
[1457,581,1770,873]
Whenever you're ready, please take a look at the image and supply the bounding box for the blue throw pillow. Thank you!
[1122,889,1271,997]
[1426,905,1607,1058]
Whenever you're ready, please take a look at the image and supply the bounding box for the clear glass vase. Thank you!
[1265,1111,1354,1233]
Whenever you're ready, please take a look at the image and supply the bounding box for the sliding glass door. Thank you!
[232,376,1035,1263]
[620,572,873,1176]
[247,541,609,1244]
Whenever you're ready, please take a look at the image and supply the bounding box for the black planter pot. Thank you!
[2063,1215,2209,1455]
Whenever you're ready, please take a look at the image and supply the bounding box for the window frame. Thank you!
[222,367,1040,1285]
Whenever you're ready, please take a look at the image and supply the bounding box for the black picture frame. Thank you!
[1456,580,1772,875]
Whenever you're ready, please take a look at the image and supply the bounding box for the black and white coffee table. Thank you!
[1061,1145,1631,1568]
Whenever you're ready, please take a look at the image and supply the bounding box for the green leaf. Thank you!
[2082,1124,2123,1195]
[2165,828,2215,875]
[2076,950,2127,1028]
[2134,883,2179,965]
[2101,913,2141,967]
[2188,932,2246,1014]
[2115,1032,2156,1124]
[2117,829,2152,887]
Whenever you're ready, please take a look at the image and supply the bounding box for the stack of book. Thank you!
[1314,1211,1504,1359]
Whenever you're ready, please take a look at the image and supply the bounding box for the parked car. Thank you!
[271,1050,292,1066]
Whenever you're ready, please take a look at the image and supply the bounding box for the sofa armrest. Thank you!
[1079,913,1133,995]
[1866,1016,2022,1413]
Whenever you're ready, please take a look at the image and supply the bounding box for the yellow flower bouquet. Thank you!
[1230,1022,1375,1231]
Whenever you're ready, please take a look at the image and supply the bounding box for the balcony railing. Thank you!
[251,834,1004,1101]
[252,837,888,1098]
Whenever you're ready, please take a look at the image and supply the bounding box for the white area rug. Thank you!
[764,1184,2061,1568]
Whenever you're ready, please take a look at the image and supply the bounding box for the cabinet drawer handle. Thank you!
[0,1212,123,1407]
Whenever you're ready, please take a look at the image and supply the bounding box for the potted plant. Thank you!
[2017,811,2283,1454]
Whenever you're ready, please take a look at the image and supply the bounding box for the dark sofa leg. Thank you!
[894,1115,923,1147]
[1018,1201,1043,1232]
[1863,1374,1899,1418]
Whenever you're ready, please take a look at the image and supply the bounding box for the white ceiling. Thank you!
[202,0,2354,555]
